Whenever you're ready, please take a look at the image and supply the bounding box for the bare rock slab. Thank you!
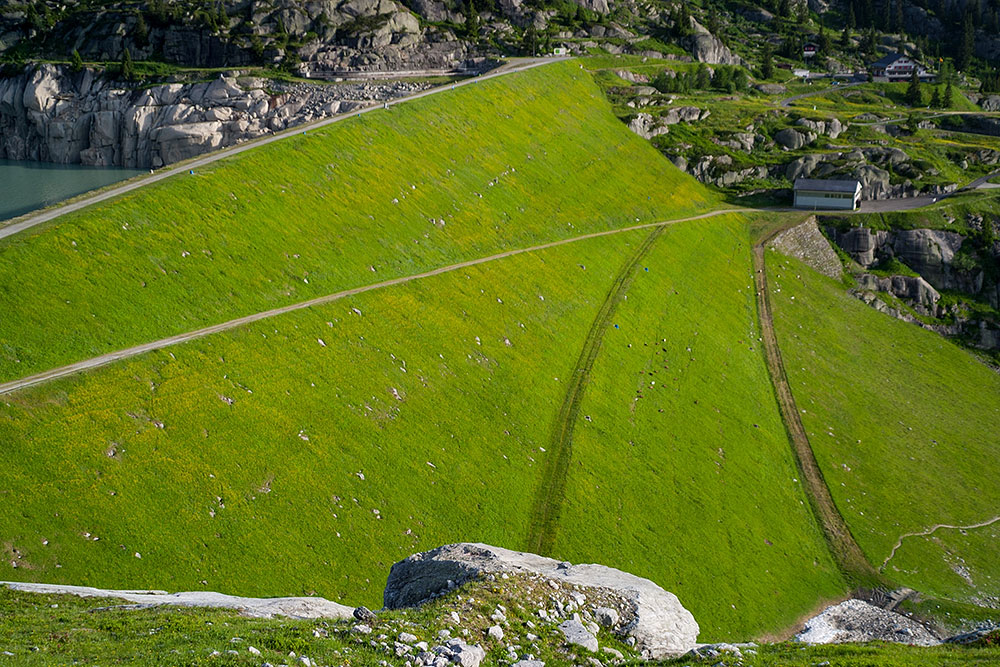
[796,599,939,646]
[382,543,699,658]
[2,581,353,620]
[559,618,599,652]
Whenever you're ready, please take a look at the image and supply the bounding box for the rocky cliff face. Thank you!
[0,64,428,168]
[829,227,988,298]
[827,223,1000,352]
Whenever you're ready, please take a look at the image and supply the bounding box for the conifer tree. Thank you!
[906,69,922,106]
[929,86,942,108]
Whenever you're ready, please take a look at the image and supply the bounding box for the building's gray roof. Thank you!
[794,178,861,193]
[871,52,908,68]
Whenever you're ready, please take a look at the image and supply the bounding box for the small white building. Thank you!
[793,178,862,210]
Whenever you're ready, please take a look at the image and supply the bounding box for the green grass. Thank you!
[658,641,1000,666]
[0,60,713,384]
[549,216,846,641]
[5,582,998,667]
[792,83,979,114]
[0,203,852,644]
[0,576,637,666]
[766,251,1000,606]
[0,217,850,641]
[0,231,644,605]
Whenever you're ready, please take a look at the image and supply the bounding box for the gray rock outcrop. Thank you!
[829,226,890,267]
[857,274,942,314]
[796,599,939,645]
[755,83,787,94]
[774,128,816,150]
[829,227,970,290]
[776,147,954,200]
[628,113,669,140]
[685,19,744,65]
[627,106,708,140]
[769,217,843,279]
[891,229,967,288]
[829,222,1000,350]
[559,619,599,652]
[981,95,1000,112]
[0,64,428,168]
[382,543,699,658]
[1,581,354,620]
[796,116,845,139]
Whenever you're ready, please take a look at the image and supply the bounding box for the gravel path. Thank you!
[0,209,742,397]
[881,515,1000,569]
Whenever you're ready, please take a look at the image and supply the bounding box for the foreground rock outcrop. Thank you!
[0,64,429,168]
[383,542,699,659]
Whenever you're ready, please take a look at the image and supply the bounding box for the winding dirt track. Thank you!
[881,515,1000,570]
[525,225,666,556]
[0,209,740,397]
[752,237,882,586]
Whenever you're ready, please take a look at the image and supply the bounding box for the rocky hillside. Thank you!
[0,0,742,75]
[3,0,1000,77]
[0,63,426,167]
[826,212,1000,355]
[770,209,1000,358]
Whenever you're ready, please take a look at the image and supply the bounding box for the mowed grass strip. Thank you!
[0,61,713,384]
[767,251,1000,605]
[550,216,846,641]
[0,231,646,605]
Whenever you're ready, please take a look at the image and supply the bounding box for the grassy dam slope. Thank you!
[767,251,1000,607]
[0,61,712,384]
[0,61,859,640]
[0,231,645,605]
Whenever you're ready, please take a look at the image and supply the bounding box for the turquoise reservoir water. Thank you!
[0,160,143,222]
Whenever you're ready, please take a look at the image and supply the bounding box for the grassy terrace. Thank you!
[0,60,713,384]
[766,252,1000,606]
[553,216,845,640]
